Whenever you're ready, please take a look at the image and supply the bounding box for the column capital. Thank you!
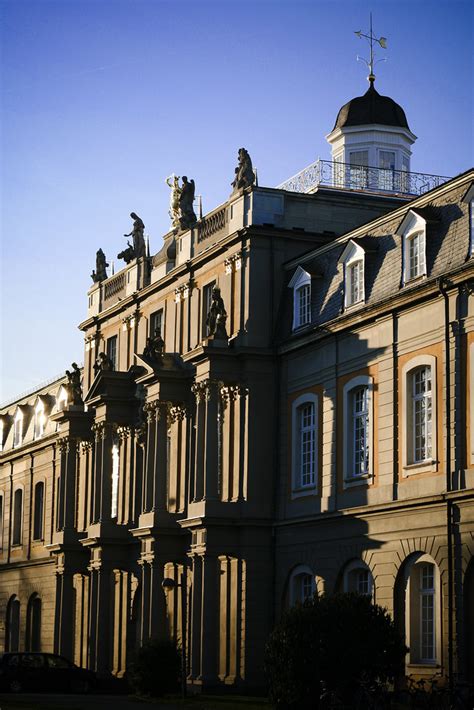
[57,436,80,454]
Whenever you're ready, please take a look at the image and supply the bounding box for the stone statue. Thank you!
[166,174,181,230]
[65,362,83,405]
[143,327,165,363]
[118,212,146,263]
[206,286,228,339]
[178,176,197,230]
[93,352,114,375]
[91,249,109,282]
[231,148,255,192]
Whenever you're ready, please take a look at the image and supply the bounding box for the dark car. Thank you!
[0,652,96,693]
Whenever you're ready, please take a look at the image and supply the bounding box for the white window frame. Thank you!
[291,393,318,497]
[338,240,366,309]
[402,355,437,475]
[33,400,45,440]
[288,267,312,330]
[13,410,23,448]
[461,183,474,257]
[397,210,427,285]
[288,565,317,606]
[343,560,374,600]
[57,385,69,411]
[343,375,374,487]
[404,553,441,667]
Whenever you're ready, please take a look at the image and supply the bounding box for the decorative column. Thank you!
[142,401,169,514]
[53,552,75,660]
[56,436,80,532]
[87,549,112,674]
[137,551,167,643]
[188,552,219,683]
[90,421,115,524]
[192,381,220,502]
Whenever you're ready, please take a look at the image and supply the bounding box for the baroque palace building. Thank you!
[1,73,473,691]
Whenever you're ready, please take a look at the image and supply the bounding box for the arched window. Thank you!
[33,482,45,541]
[396,553,441,666]
[402,355,437,475]
[343,375,374,486]
[26,594,41,651]
[291,394,318,495]
[397,210,428,284]
[12,488,23,546]
[342,560,374,600]
[6,596,20,652]
[289,267,312,330]
[288,565,317,606]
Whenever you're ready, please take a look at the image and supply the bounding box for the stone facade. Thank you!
[1,164,473,691]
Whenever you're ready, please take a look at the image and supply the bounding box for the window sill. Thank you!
[343,473,372,489]
[344,300,364,312]
[403,459,437,476]
[291,485,317,500]
[403,274,426,287]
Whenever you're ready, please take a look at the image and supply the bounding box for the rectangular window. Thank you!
[33,483,44,540]
[379,150,396,191]
[420,564,435,661]
[348,261,364,305]
[106,335,118,370]
[356,569,370,596]
[413,367,432,462]
[296,284,311,327]
[111,443,120,519]
[12,489,23,546]
[0,494,3,547]
[349,150,369,188]
[299,403,316,487]
[352,387,369,476]
[150,309,163,338]
[13,417,22,448]
[406,231,426,282]
[202,282,216,337]
[34,408,45,440]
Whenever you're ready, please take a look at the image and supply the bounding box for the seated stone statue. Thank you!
[206,286,228,339]
[231,148,255,193]
[143,328,165,363]
[93,352,114,375]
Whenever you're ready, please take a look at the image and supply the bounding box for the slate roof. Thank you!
[333,83,410,131]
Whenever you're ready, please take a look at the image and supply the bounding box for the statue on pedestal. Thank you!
[65,362,83,404]
[143,327,165,364]
[179,176,197,230]
[231,148,255,193]
[91,248,109,282]
[118,212,146,263]
[93,352,114,375]
[166,174,181,230]
[206,286,228,340]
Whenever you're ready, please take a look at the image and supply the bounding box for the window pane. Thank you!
[150,309,163,337]
[349,261,364,305]
[33,482,44,540]
[111,443,120,519]
[420,564,435,661]
[296,284,311,326]
[107,336,118,370]
[352,387,369,476]
[299,402,316,487]
[412,367,432,462]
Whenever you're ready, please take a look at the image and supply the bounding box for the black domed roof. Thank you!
[333,82,410,131]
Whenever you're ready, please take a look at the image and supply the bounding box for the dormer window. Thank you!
[34,401,45,440]
[461,183,474,257]
[339,240,366,309]
[288,267,312,330]
[397,210,428,285]
[13,410,23,448]
[57,386,69,411]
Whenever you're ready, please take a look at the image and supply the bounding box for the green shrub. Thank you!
[128,638,181,697]
[264,593,407,709]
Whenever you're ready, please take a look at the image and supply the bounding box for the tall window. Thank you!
[407,232,425,280]
[111,442,120,519]
[349,150,368,188]
[379,150,395,190]
[402,555,440,666]
[398,210,428,284]
[13,410,23,448]
[26,594,42,652]
[343,376,373,485]
[34,401,45,440]
[107,335,118,370]
[33,482,45,540]
[348,260,364,306]
[340,240,366,309]
[150,309,163,337]
[6,596,20,652]
[202,281,216,337]
[295,284,311,327]
[12,488,23,546]
[0,494,3,548]
[412,366,432,463]
[420,564,435,661]
[291,394,318,495]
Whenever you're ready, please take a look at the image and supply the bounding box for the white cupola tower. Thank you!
[326,17,417,177]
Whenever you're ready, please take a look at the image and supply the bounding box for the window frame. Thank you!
[33,400,45,440]
[342,560,375,600]
[291,393,318,497]
[33,480,45,541]
[13,409,23,448]
[461,183,474,257]
[288,267,312,331]
[339,240,366,310]
[106,335,118,370]
[202,280,217,338]
[12,486,24,546]
[342,375,374,487]
[288,565,317,606]
[402,355,437,475]
[149,308,164,338]
[403,553,441,667]
[397,210,428,285]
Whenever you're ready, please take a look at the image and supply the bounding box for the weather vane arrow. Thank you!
[354,13,387,84]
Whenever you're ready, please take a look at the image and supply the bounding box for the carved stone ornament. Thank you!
[91,421,108,441]
[231,148,255,193]
[167,403,187,426]
[192,381,212,403]
[206,286,228,340]
[224,251,243,274]
[219,384,249,409]
[80,440,93,454]
[57,436,79,454]
[143,400,161,423]
[135,422,147,448]
[91,248,109,283]
[114,424,133,442]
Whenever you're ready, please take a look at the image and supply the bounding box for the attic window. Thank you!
[338,240,366,309]
[13,410,23,448]
[396,210,428,285]
[34,401,45,440]
[288,267,312,330]
[461,183,474,257]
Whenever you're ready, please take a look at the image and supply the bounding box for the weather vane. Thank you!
[354,13,387,84]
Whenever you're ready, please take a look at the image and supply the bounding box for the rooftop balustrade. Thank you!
[277,159,451,197]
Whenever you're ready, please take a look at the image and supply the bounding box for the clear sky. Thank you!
[1,0,473,403]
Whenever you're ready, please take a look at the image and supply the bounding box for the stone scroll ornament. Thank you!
[118,212,146,263]
[231,148,255,193]
[206,286,228,340]
[91,248,109,282]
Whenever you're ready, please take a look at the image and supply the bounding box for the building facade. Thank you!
[1,80,473,691]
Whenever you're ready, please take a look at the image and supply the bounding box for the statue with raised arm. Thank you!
[91,248,109,282]
[179,176,197,230]
[93,352,114,376]
[119,212,146,263]
[65,362,83,404]
[231,148,255,193]
[166,174,181,230]
[206,285,228,339]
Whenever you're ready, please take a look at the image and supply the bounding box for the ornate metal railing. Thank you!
[277,159,451,197]
[198,205,228,242]
[103,271,126,300]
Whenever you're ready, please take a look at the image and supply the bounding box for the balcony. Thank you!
[277,159,451,197]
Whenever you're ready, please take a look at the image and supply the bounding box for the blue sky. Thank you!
[1,0,473,402]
